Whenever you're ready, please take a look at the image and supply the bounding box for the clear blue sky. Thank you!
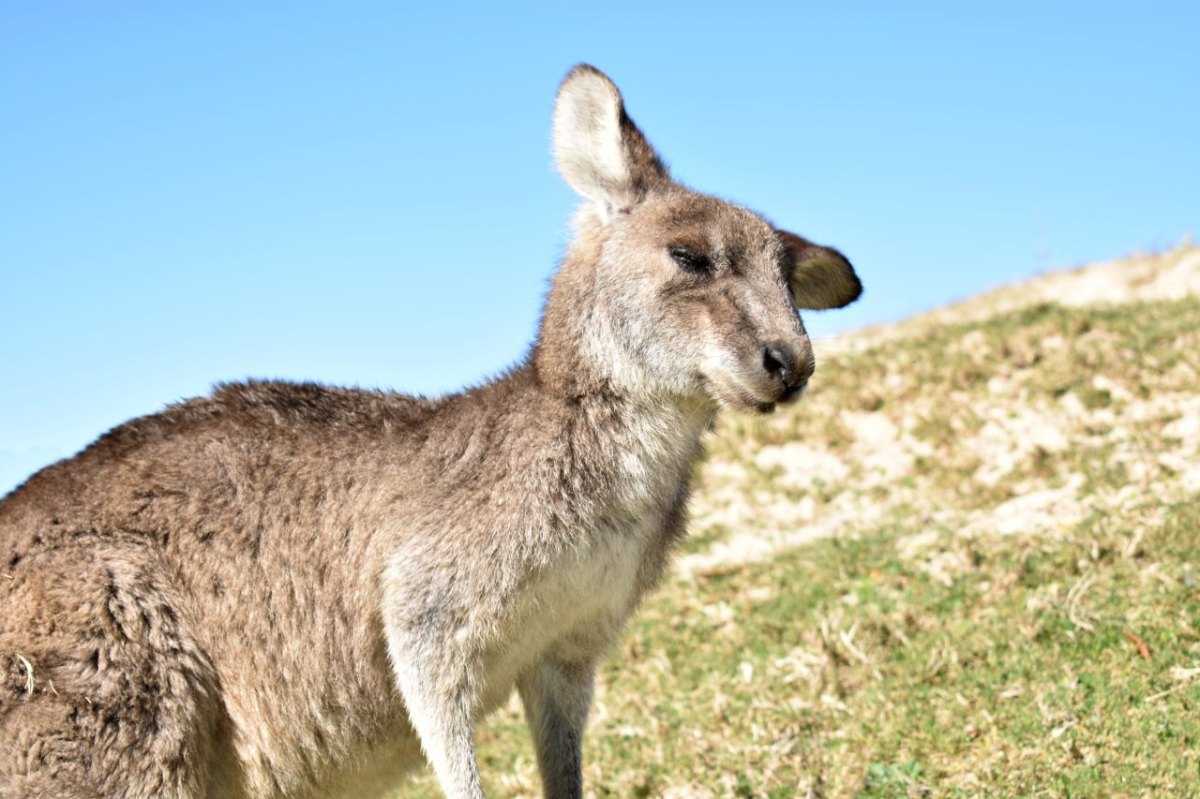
[2,2,1197,494]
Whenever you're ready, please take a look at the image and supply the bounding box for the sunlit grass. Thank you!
[400,293,1200,797]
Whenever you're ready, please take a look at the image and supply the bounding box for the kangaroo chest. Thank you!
[478,470,688,706]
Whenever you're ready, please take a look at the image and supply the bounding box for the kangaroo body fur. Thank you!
[0,65,861,798]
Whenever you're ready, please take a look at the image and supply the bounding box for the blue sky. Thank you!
[2,2,1197,494]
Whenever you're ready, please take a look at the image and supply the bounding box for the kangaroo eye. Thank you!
[668,247,713,275]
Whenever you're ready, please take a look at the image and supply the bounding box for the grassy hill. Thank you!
[406,243,1200,798]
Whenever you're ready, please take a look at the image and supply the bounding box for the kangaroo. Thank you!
[0,65,861,799]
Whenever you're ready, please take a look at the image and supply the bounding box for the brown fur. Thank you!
[0,65,860,798]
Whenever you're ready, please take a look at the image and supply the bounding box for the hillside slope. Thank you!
[684,240,1200,577]
[404,243,1200,798]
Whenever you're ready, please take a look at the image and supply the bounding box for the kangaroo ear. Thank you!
[778,231,863,310]
[553,64,668,218]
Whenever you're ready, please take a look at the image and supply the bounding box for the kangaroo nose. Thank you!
[763,343,796,384]
[762,341,813,389]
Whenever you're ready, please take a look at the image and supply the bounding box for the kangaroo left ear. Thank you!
[778,230,863,310]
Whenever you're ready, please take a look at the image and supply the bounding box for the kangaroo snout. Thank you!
[762,339,815,402]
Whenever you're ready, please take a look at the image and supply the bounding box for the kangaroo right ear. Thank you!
[553,65,668,219]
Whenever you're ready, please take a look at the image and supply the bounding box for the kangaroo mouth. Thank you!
[775,383,806,407]
[700,372,807,414]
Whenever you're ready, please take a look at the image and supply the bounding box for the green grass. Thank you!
[399,495,1200,798]
[399,294,1200,797]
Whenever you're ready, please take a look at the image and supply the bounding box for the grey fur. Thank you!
[0,65,860,798]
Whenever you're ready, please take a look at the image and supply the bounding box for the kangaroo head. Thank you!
[544,65,861,412]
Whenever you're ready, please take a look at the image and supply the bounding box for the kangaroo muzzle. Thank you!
[761,338,814,403]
